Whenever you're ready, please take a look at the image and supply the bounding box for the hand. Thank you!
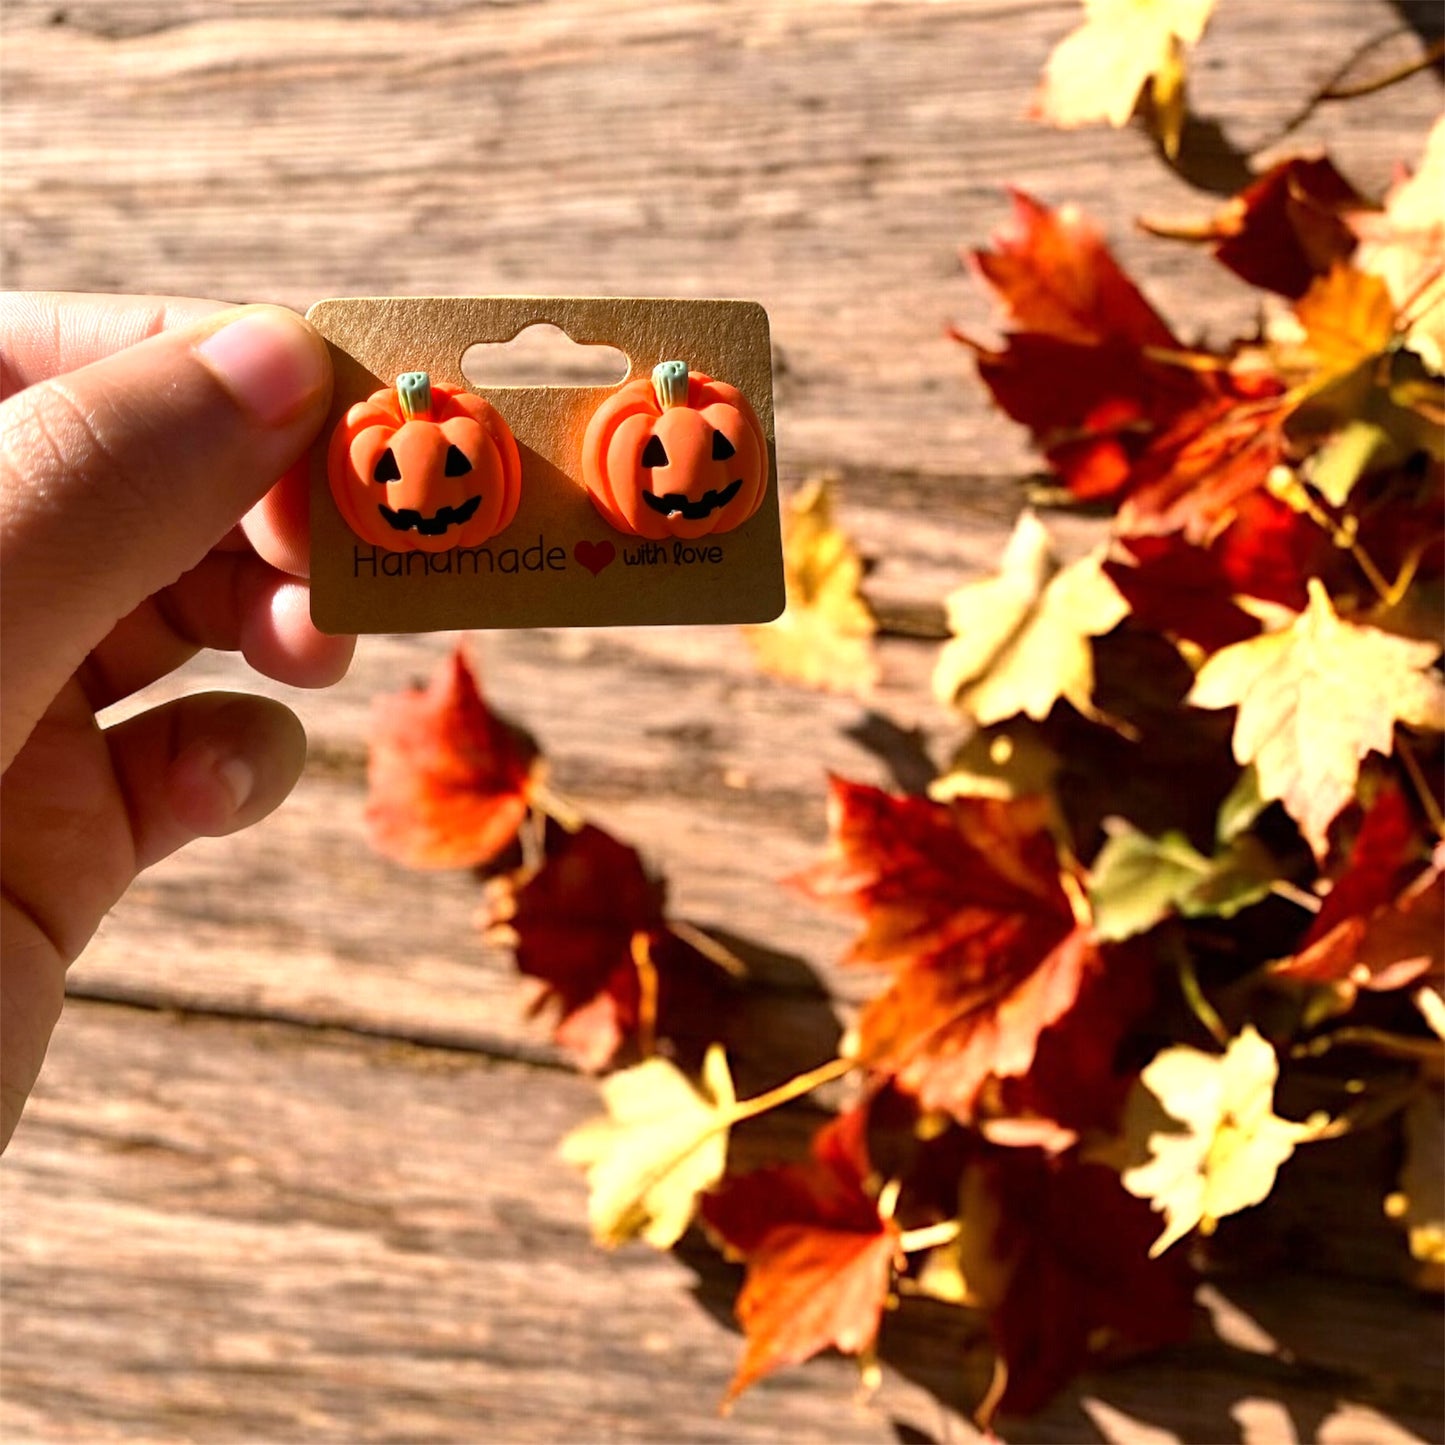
[0,293,355,1149]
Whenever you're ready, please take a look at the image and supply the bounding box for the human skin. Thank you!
[0,293,356,1149]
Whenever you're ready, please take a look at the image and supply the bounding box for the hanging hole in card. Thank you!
[305,295,785,636]
[459,325,631,389]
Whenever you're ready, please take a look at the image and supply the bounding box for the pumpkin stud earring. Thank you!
[327,371,522,553]
[581,360,768,539]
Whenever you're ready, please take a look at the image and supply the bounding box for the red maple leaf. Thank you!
[1274,784,1442,993]
[1106,489,1340,652]
[1106,534,1262,653]
[366,646,537,869]
[793,778,1100,1123]
[968,1148,1196,1425]
[486,823,729,1071]
[970,189,1178,348]
[959,190,1223,506]
[980,938,1157,1149]
[700,1106,903,1402]
[1209,156,1366,300]
[1114,386,1293,544]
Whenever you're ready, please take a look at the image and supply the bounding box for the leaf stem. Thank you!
[1269,879,1323,913]
[1396,734,1445,842]
[1320,38,1445,100]
[630,931,659,1060]
[899,1219,962,1255]
[1253,24,1437,151]
[1266,469,1396,604]
[665,919,750,979]
[1177,949,1230,1049]
[730,1055,853,1126]
[1293,1026,1445,1065]
[531,783,588,833]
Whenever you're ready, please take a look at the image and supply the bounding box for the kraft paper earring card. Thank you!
[306,296,785,635]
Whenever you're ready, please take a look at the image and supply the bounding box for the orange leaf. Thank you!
[961,192,1221,506]
[793,778,1097,1122]
[700,1108,902,1402]
[366,646,536,869]
[1116,389,1292,543]
[971,189,1178,349]
[1292,264,1397,381]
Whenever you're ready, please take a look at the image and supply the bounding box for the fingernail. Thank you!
[196,307,329,428]
[215,755,255,814]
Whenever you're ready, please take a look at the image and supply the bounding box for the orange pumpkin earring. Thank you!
[581,360,767,540]
[327,371,522,553]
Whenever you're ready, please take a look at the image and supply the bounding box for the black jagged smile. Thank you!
[641,478,743,520]
[379,494,483,536]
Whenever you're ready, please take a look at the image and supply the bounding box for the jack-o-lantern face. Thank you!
[581,361,768,540]
[327,372,522,553]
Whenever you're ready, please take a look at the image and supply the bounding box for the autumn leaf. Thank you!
[1033,0,1216,158]
[980,937,1159,1147]
[1104,487,1342,651]
[744,476,879,696]
[1274,784,1442,996]
[699,1107,903,1402]
[1088,818,1278,942]
[560,1044,735,1250]
[934,511,1129,726]
[1289,263,1397,383]
[485,823,731,1072]
[961,191,1213,504]
[1353,114,1445,373]
[1141,156,1365,300]
[971,189,1178,348]
[1189,579,1445,858]
[366,645,537,870]
[1113,1027,1319,1256]
[1385,1089,1445,1291]
[1115,387,1292,543]
[950,1148,1196,1424]
[793,778,1101,1123]
[930,718,1061,806]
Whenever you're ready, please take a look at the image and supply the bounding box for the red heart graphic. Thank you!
[574,539,616,576]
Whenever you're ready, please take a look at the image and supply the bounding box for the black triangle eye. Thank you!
[444,444,473,477]
[642,436,669,469]
[711,430,736,462]
[373,448,401,483]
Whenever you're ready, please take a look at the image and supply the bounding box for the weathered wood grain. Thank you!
[5,1003,1441,1445]
[3,1,1443,1442]
[2,0,1441,486]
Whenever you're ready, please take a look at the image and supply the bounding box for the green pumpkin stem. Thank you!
[396,371,432,422]
[651,360,690,411]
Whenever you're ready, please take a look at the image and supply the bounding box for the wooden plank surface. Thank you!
[3,1,1444,1441]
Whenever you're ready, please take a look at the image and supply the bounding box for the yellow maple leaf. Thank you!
[1291,263,1397,383]
[929,720,1061,805]
[1189,579,1445,859]
[745,476,879,696]
[560,1044,735,1249]
[1354,114,1445,374]
[1033,0,1217,159]
[933,510,1129,727]
[1117,1027,1316,1256]
[1386,1090,1445,1292]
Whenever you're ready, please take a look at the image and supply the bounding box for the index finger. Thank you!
[0,292,230,396]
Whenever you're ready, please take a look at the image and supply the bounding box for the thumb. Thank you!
[0,305,332,767]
